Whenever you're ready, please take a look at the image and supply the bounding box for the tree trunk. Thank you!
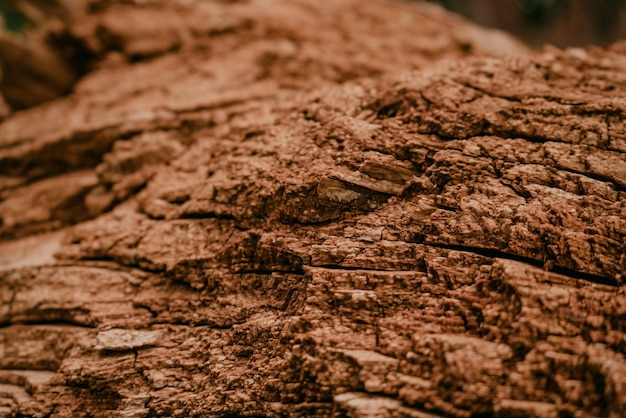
[0,1,624,417]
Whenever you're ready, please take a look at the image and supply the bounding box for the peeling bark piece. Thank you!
[317,178,363,204]
[95,329,163,352]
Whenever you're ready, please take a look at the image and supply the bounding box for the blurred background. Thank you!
[2,1,626,48]
[0,0,625,115]
[425,0,626,47]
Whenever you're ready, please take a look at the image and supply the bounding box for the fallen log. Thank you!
[0,1,624,417]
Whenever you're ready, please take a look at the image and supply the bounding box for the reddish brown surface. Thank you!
[0,1,625,417]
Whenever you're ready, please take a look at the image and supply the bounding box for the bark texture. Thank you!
[1,1,625,417]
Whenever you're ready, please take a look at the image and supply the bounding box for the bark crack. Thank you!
[423,242,618,287]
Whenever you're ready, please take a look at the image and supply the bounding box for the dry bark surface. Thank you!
[1,1,625,417]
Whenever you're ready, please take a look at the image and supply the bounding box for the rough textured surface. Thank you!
[0,0,526,238]
[0,0,524,113]
[1,1,625,417]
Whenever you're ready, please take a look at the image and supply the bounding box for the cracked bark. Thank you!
[0,1,625,417]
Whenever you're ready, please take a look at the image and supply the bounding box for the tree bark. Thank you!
[0,1,624,417]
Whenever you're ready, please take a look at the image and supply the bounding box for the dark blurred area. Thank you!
[426,0,626,47]
[0,0,90,113]
[0,0,625,116]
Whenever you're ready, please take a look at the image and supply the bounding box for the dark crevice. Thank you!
[230,267,305,276]
[0,128,137,180]
[179,212,236,221]
[470,413,494,418]
[152,319,239,329]
[457,80,523,104]
[486,128,626,159]
[286,217,343,227]
[553,165,626,193]
[230,269,281,275]
[234,224,251,232]
[0,319,97,329]
[549,265,618,287]
[132,303,159,319]
[323,177,392,198]
[499,181,531,202]
[59,259,149,277]
[310,264,415,273]
[424,242,618,287]
[73,255,161,278]
[432,202,459,212]
[174,95,275,120]
[482,128,557,145]
[0,122,191,184]
[72,255,117,263]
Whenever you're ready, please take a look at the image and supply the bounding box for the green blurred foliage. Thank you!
[0,1,27,34]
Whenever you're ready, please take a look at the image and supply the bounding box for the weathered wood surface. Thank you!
[1,1,625,417]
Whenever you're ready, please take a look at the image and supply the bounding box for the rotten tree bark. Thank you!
[0,1,625,417]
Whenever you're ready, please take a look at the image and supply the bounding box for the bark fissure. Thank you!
[423,242,619,286]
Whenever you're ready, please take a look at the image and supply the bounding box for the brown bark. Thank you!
[1,1,625,417]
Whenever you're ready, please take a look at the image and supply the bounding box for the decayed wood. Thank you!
[0,1,625,417]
